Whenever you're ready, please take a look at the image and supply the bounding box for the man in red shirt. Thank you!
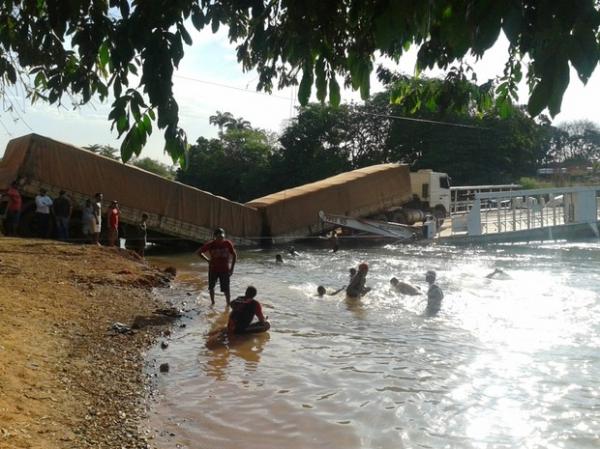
[2,181,21,236]
[197,228,237,305]
[107,200,120,247]
[227,286,269,334]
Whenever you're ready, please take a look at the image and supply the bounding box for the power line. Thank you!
[174,74,291,101]
[0,118,13,137]
[355,110,488,130]
[5,90,35,133]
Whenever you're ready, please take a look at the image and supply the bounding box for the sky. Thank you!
[1,26,599,164]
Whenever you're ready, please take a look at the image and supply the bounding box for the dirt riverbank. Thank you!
[0,238,175,449]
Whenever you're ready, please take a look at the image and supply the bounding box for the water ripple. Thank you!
[146,241,600,449]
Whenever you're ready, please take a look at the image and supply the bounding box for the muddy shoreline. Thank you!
[0,238,179,449]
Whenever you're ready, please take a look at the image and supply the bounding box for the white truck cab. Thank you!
[409,170,451,217]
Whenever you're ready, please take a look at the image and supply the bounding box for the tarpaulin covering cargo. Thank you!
[246,163,412,237]
[0,134,262,241]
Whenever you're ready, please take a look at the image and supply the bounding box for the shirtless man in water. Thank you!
[346,263,371,298]
[390,277,420,295]
[425,270,444,316]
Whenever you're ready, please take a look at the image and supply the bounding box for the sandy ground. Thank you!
[0,238,174,449]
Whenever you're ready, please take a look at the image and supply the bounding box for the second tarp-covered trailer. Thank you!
[245,163,413,241]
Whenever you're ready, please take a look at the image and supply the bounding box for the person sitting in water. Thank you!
[317,285,346,297]
[425,270,444,316]
[485,268,511,279]
[228,286,269,334]
[390,277,420,295]
[275,254,284,264]
[346,263,371,298]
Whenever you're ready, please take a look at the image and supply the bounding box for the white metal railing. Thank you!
[451,186,600,236]
[450,184,521,214]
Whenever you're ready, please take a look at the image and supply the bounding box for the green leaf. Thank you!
[4,65,16,83]
[548,61,570,117]
[98,41,110,67]
[191,5,205,30]
[497,97,512,118]
[116,114,129,135]
[527,79,551,116]
[143,114,152,135]
[120,134,136,162]
[34,71,46,88]
[211,17,220,33]
[359,65,371,100]
[315,57,327,102]
[329,77,341,107]
[501,7,523,46]
[569,26,599,83]
[298,63,313,106]
[179,24,193,46]
[373,14,394,49]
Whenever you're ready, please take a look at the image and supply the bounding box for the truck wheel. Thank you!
[394,209,424,225]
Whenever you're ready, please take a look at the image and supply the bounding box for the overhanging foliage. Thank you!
[1,1,599,162]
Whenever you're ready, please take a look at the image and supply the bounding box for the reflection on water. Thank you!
[146,241,600,449]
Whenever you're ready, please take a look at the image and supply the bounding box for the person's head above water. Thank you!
[275,254,283,263]
[425,270,436,283]
[317,285,326,296]
[358,262,369,273]
[245,286,257,298]
[213,227,225,239]
[390,277,399,286]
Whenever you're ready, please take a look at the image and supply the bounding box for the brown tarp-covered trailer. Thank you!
[0,134,262,241]
[246,163,412,238]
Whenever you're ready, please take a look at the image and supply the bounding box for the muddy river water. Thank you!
[145,241,600,449]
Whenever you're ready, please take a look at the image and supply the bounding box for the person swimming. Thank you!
[275,254,284,264]
[485,268,511,279]
[390,277,420,295]
[346,263,371,298]
[424,270,444,316]
[317,285,346,297]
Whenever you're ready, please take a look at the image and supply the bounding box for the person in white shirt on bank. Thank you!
[34,188,53,238]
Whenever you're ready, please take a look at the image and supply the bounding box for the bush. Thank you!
[518,177,554,189]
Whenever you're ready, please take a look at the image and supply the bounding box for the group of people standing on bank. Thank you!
[1,182,148,257]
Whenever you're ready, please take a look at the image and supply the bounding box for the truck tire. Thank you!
[395,208,425,225]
